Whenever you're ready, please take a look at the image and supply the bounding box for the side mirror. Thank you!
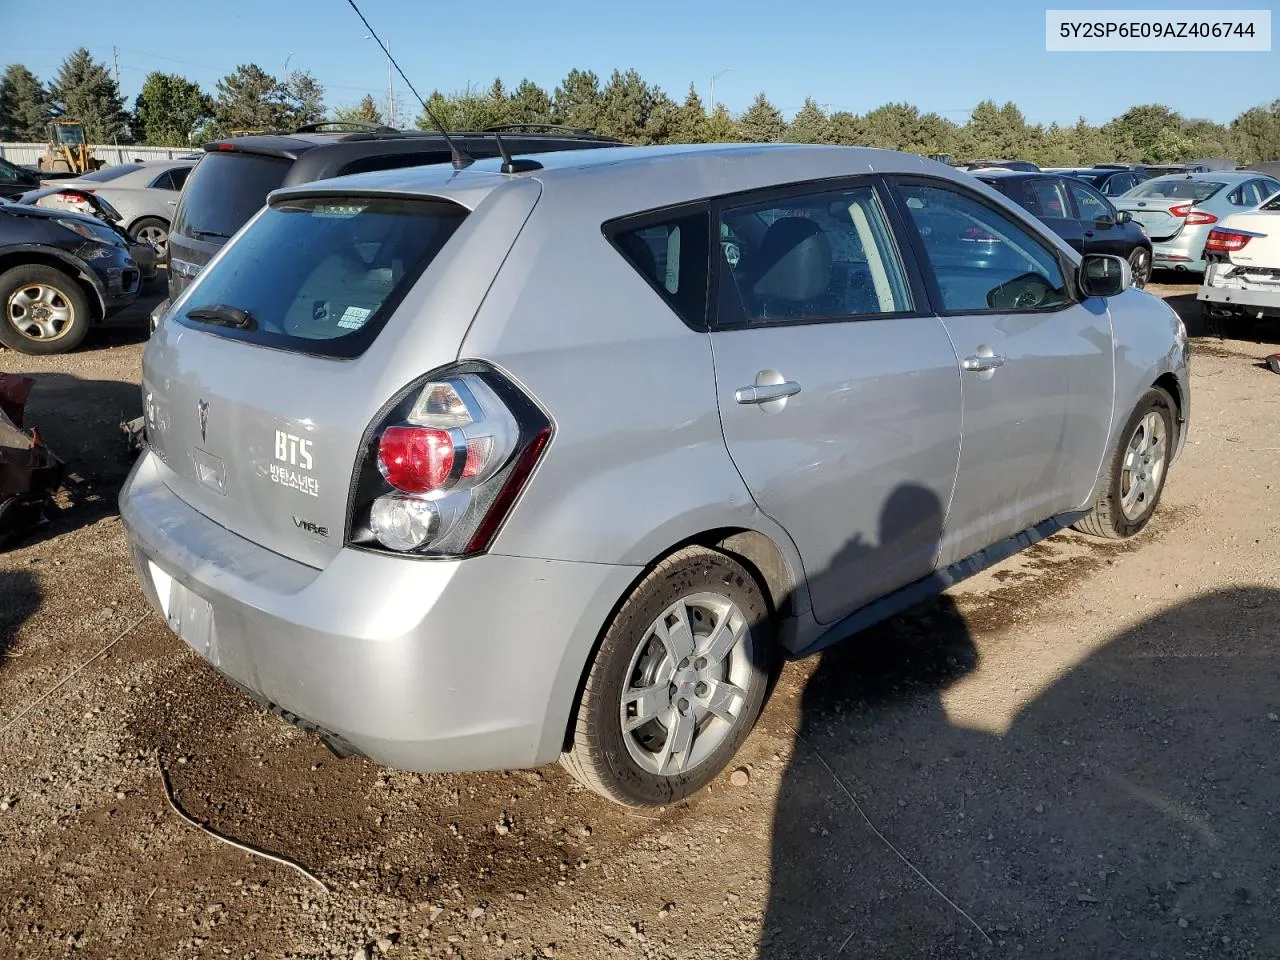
[1115,209,1133,224]
[1079,254,1131,298]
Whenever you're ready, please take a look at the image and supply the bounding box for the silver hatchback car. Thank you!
[121,144,1189,806]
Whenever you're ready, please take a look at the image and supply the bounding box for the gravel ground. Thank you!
[2,278,1279,959]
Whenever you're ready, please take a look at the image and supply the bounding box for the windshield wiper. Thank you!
[191,228,232,240]
[186,304,257,329]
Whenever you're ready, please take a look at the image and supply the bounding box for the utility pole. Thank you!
[386,41,394,127]
[710,67,732,114]
[112,47,121,145]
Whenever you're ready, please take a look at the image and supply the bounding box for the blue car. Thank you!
[1113,171,1280,275]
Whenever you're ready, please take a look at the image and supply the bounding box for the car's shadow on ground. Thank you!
[1156,281,1280,345]
[758,586,1280,958]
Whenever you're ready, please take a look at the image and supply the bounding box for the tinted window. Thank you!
[175,196,466,358]
[171,166,192,190]
[173,152,290,240]
[1101,174,1132,195]
[1263,191,1280,212]
[77,163,143,183]
[1066,180,1112,221]
[715,184,912,326]
[1128,178,1225,202]
[338,151,452,176]
[896,180,1069,313]
[612,211,709,329]
[148,170,176,190]
[1024,179,1070,219]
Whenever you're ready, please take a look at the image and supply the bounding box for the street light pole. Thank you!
[386,41,394,127]
[709,67,732,114]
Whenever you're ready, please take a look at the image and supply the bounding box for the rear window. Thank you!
[78,163,143,183]
[607,210,710,330]
[174,195,467,358]
[172,152,291,241]
[1128,178,1225,202]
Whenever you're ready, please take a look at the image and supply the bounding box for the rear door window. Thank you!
[148,169,177,190]
[1066,181,1113,222]
[175,195,467,358]
[172,152,291,241]
[1024,179,1070,220]
[714,183,913,326]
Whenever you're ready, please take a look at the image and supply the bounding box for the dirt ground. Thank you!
[2,277,1279,960]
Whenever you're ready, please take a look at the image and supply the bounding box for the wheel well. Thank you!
[1154,372,1184,440]
[558,527,799,753]
[0,252,104,323]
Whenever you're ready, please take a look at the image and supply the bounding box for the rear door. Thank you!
[144,191,482,568]
[889,176,1114,567]
[1066,180,1128,258]
[708,178,962,625]
[1021,177,1085,253]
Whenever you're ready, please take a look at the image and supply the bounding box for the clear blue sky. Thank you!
[17,0,1278,125]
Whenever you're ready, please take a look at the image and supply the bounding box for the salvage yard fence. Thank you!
[0,142,194,167]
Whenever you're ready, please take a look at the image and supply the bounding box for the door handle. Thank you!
[961,354,1006,373]
[735,380,801,404]
[166,200,177,206]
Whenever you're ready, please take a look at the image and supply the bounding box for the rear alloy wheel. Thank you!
[0,264,91,355]
[130,217,170,256]
[561,546,772,806]
[1128,247,1152,288]
[1074,387,1175,539]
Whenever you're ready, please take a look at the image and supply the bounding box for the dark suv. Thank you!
[167,123,622,301]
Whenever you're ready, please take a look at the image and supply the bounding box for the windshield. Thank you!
[77,163,143,183]
[175,195,467,358]
[172,152,290,240]
[1127,178,1225,202]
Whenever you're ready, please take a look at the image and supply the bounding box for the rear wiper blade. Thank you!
[186,304,257,329]
[191,228,231,240]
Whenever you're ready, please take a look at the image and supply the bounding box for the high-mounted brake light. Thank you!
[347,366,551,557]
[1204,228,1263,253]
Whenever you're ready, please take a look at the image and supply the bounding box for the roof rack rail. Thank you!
[294,121,400,134]
[482,123,600,138]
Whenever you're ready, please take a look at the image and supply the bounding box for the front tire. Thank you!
[0,264,92,355]
[129,217,170,257]
[561,546,773,806]
[1075,387,1175,539]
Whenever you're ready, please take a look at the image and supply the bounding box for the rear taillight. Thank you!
[1204,228,1263,253]
[347,364,552,557]
[1184,209,1217,226]
[1169,203,1192,218]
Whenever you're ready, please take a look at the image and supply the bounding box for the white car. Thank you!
[1198,190,1280,322]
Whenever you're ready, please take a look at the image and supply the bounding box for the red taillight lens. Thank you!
[378,426,456,493]
[1184,209,1218,226]
[1204,229,1255,252]
[350,367,552,556]
[961,225,996,242]
[1169,203,1192,218]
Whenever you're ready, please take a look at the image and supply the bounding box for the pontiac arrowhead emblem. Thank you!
[197,399,209,444]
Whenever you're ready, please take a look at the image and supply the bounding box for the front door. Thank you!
[710,179,962,625]
[889,177,1115,567]
[1067,179,1129,258]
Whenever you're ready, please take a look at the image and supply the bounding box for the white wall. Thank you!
[0,142,194,167]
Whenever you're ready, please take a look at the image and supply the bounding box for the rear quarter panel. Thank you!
[459,174,808,604]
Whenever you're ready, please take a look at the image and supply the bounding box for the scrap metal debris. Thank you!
[0,374,63,547]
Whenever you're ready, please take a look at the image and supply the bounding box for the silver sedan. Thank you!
[40,159,195,256]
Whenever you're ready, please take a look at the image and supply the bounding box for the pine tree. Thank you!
[0,64,53,141]
[50,48,129,143]
[738,93,785,143]
[131,72,214,145]
[785,98,829,144]
[596,69,653,143]
[507,79,552,126]
[214,64,290,134]
[704,103,739,142]
[552,69,602,131]
[283,70,326,128]
[332,94,384,127]
[670,84,708,143]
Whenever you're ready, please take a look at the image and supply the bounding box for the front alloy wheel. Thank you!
[1128,247,1151,288]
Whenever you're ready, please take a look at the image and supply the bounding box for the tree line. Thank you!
[2,50,1278,166]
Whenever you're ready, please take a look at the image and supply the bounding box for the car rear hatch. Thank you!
[168,149,296,299]
[1115,179,1227,243]
[143,171,539,568]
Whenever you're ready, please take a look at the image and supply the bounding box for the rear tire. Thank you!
[0,264,91,355]
[561,546,772,806]
[1074,387,1175,539]
[1128,246,1152,289]
[130,217,170,257]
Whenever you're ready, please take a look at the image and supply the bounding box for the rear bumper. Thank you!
[119,451,638,772]
[1152,225,1211,272]
[1198,283,1280,313]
